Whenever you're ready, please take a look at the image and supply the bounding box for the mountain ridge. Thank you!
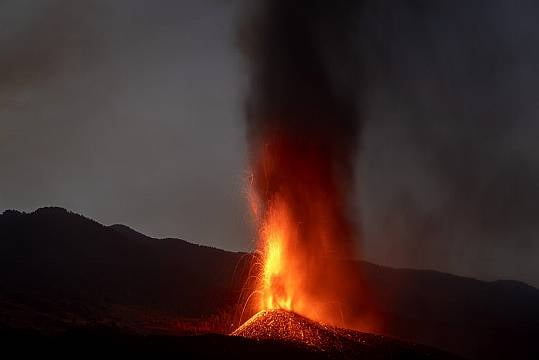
[1,206,538,359]
[3,207,535,290]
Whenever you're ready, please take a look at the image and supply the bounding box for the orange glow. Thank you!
[261,196,293,311]
[248,132,363,327]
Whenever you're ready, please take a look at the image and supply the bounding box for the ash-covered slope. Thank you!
[233,309,458,359]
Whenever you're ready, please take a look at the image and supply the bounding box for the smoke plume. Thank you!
[240,1,370,326]
[241,0,363,157]
[241,0,365,227]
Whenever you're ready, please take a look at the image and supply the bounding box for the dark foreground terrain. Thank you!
[2,325,458,360]
[2,328,328,359]
[1,207,538,359]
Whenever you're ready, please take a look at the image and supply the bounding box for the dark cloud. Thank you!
[0,1,104,91]
[359,0,539,286]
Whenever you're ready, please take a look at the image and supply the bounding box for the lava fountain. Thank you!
[240,0,367,329]
[248,133,361,326]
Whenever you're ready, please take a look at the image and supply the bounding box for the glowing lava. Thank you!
[248,133,361,327]
[260,195,293,311]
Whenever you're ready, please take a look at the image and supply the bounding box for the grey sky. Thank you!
[1,0,538,287]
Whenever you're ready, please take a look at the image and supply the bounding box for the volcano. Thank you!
[232,309,459,359]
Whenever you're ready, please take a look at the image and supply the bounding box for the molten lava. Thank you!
[248,133,360,327]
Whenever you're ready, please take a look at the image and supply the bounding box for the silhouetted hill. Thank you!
[1,207,538,359]
[0,207,246,327]
[361,262,539,359]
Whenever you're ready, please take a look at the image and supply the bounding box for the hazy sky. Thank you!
[1,0,538,287]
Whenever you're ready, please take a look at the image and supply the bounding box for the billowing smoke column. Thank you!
[241,1,367,327]
[242,1,363,146]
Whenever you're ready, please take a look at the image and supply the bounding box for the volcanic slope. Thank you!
[232,309,459,359]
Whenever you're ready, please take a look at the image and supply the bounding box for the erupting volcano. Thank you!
[238,0,368,330]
